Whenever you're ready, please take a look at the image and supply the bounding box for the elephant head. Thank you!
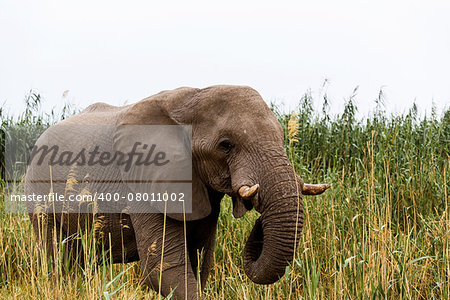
[114,85,329,284]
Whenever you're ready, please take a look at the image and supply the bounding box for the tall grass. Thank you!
[1,90,449,299]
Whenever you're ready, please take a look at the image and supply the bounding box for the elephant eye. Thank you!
[218,139,234,154]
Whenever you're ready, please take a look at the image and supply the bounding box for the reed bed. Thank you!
[0,90,448,299]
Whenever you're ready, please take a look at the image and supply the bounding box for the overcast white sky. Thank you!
[1,0,449,118]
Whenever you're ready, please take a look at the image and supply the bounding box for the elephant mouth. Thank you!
[230,184,260,212]
[243,197,255,211]
[228,185,258,218]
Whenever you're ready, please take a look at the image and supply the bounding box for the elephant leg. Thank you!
[29,212,84,274]
[187,211,219,288]
[30,212,60,259]
[131,213,200,300]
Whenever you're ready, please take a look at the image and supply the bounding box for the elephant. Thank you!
[24,85,329,299]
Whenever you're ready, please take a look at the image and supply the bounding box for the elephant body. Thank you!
[25,85,329,299]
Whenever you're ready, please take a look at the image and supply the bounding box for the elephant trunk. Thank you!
[243,166,304,284]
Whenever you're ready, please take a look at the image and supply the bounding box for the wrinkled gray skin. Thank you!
[26,85,327,299]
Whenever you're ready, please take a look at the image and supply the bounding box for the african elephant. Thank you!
[25,85,329,299]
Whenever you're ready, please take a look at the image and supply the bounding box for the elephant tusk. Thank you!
[239,184,260,199]
[302,183,330,195]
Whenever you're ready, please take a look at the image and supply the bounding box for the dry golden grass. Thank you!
[1,92,449,299]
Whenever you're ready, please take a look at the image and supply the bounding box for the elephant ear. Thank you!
[113,99,211,221]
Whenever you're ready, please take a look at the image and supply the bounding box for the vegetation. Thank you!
[0,90,449,299]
